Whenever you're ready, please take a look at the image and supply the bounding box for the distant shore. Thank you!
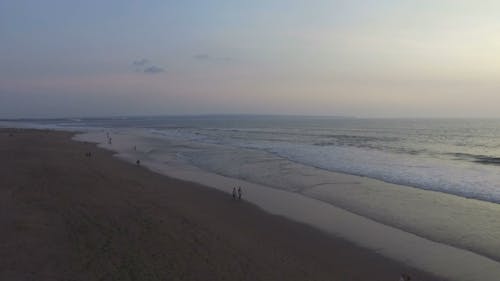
[0,128,439,280]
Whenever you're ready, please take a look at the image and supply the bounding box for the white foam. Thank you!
[149,126,500,204]
[251,141,500,203]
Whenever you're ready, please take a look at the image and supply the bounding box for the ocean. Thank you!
[21,116,500,202]
[4,116,500,280]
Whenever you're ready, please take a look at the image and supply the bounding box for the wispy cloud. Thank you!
[144,66,164,74]
[193,53,234,62]
[132,58,149,66]
[132,59,165,74]
[194,54,210,60]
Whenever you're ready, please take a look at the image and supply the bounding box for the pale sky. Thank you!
[1,0,500,118]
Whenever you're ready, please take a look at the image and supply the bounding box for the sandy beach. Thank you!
[0,129,441,280]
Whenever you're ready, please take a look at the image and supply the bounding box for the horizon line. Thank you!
[4,114,500,121]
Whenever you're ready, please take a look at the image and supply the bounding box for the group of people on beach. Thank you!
[99,131,414,281]
[106,132,112,145]
[232,186,243,201]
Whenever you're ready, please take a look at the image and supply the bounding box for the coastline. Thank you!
[75,128,500,281]
[0,128,441,280]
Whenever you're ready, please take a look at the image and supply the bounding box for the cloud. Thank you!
[143,66,164,74]
[133,58,149,66]
[194,54,210,60]
[132,58,165,74]
[193,53,234,62]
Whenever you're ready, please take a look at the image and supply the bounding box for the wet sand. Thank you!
[0,129,440,280]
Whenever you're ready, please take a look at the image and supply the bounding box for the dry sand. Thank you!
[0,129,441,281]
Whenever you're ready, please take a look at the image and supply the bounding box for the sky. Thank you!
[1,0,500,118]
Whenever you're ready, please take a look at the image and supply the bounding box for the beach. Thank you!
[66,120,500,281]
[0,128,441,280]
[4,1,500,280]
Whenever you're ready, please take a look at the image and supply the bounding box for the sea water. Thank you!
[5,116,500,280]
[30,116,500,202]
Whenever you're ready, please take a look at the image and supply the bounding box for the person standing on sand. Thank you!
[232,187,237,200]
[238,186,242,201]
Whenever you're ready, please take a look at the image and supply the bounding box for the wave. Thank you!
[448,153,500,165]
[235,141,500,204]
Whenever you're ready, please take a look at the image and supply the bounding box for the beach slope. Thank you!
[0,129,439,281]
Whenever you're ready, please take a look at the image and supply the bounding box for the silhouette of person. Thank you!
[232,187,237,200]
[237,186,242,200]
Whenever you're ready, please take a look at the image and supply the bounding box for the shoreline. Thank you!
[0,128,442,280]
[74,128,500,281]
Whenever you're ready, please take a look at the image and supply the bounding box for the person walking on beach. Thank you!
[237,186,242,201]
[232,187,237,200]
